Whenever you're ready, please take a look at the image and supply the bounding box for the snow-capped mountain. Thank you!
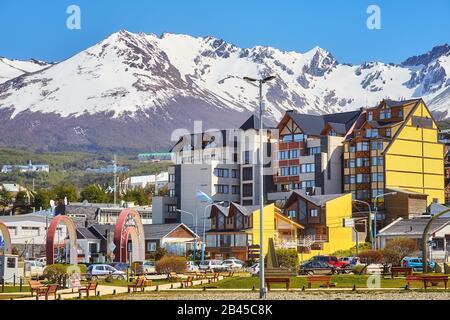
[0,30,449,152]
[0,57,50,83]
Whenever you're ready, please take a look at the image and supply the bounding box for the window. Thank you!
[328,129,337,136]
[242,167,253,181]
[282,135,293,142]
[380,108,391,120]
[301,163,315,173]
[293,134,305,142]
[215,185,229,194]
[398,109,403,118]
[232,185,240,195]
[372,173,384,182]
[372,189,384,198]
[214,168,229,178]
[356,142,369,151]
[232,169,240,179]
[244,151,251,164]
[349,175,356,184]
[169,189,176,197]
[356,189,370,200]
[279,151,289,160]
[371,140,383,150]
[301,180,315,189]
[290,149,299,159]
[146,242,156,252]
[368,111,373,121]
[279,167,290,176]
[372,156,383,166]
[289,166,300,175]
[206,235,217,247]
[243,184,253,197]
[365,129,378,138]
[169,174,175,182]
[349,145,356,153]
[385,128,391,137]
[348,159,355,168]
[356,174,370,183]
[307,147,321,155]
[356,158,370,167]
[288,210,296,219]
[310,209,318,217]
[167,205,177,213]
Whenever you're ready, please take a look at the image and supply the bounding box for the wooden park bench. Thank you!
[182,275,194,288]
[222,271,234,278]
[391,267,413,278]
[306,275,335,288]
[79,281,98,298]
[407,275,448,290]
[36,284,59,300]
[265,277,290,291]
[168,272,181,282]
[206,273,220,282]
[195,271,207,280]
[128,277,146,293]
[29,280,44,296]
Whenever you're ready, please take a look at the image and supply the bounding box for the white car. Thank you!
[86,264,126,280]
[222,259,244,270]
[24,260,45,277]
[199,260,228,272]
[248,263,260,276]
[142,261,156,274]
[186,261,199,272]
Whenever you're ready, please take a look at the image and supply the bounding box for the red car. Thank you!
[311,255,349,271]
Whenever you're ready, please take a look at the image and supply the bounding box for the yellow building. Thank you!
[343,99,444,206]
[206,202,303,261]
[283,191,355,262]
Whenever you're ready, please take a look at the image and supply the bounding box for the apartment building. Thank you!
[152,115,274,235]
[272,110,361,195]
[343,99,445,207]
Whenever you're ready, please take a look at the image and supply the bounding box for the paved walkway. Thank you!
[12,276,225,300]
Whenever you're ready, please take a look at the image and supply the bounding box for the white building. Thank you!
[122,172,169,192]
[1,161,49,173]
[0,213,67,259]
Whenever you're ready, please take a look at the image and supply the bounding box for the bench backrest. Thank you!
[186,276,193,282]
[88,282,98,290]
[265,277,290,282]
[47,284,59,294]
[307,276,332,281]
[30,281,42,289]
[169,272,178,277]
[422,276,449,281]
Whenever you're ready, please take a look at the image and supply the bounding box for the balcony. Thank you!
[275,235,328,249]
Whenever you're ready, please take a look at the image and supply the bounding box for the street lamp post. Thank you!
[243,75,276,299]
[373,192,397,250]
[353,199,373,245]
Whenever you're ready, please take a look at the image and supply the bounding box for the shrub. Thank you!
[275,249,299,271]
[146,247,167,261]
[43,264,87,282]
[155,255,187,275]
[332,242,372,257]
[382,238,418,266]
[358,250,383,265]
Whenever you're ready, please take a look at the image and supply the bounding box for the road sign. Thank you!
[343,218,355,228]
[108,242,116,252]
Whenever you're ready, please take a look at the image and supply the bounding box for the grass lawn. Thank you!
[0,286,31,293]
[193,274,448,290]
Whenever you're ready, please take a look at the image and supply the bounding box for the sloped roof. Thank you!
[77,228,99,240]
[143,223,197,240]
[288,190,345,207]
[285,110,360,136]
[239,114,271,130]
[379,217,450,236]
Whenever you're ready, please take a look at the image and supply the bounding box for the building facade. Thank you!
[343,99,445,207]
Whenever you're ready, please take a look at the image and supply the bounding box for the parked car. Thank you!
[248,263,260,276]
[110,262,129,273]
[132,261,157,274]
[312,255,349,270]
[186,261,199,272]
[402,257,436,271]
[24,260,45,277]
[339,256,360,267]
[199,260,228,272]
[86,264,126,280]
[222,258,244,270]
[299,260,336,275]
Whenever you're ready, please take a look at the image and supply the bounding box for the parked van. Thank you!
[199,260,227,272]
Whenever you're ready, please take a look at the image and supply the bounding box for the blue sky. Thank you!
[0,0,449,64]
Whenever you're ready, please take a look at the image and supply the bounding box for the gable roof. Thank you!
[286,190,346,207]
[77,227,99,240]
[283,110,360,136]
[239,114,271,130]
[379,217,450,236]
[143,223,198,240]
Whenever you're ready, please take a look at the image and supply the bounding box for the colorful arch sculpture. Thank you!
[0,220,12,255]
[46,215,78,265]
[113,209,145,263]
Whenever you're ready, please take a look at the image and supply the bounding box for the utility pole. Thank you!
[113,154,117,206]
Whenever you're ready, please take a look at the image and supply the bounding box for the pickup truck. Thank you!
[311,255,350,270]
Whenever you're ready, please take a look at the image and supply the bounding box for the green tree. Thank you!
[382,237,418,266]
[33,189,53,210]
[52,183,78,202]
[121,187,151,206]
[80,184,109,203]
[0,188,12,207]
[14,190,29,206]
